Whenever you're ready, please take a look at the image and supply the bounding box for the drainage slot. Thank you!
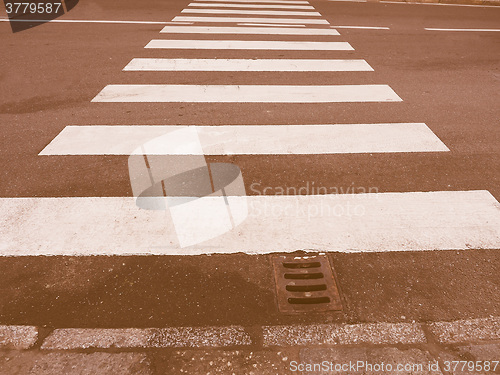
[288,297,331,305]
[283,262,321,269]
[284,272,324,280]
[286,284,327,292]
[272,254,342,314]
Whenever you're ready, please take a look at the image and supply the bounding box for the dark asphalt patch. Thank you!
[0,250,498,328]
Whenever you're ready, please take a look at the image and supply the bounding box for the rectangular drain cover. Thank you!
[272,254,342,314]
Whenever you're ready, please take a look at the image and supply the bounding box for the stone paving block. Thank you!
[41,326,251,349]
[0,351,152,375]
[428,317,500,344]
[459,343,500,361]
[0,326,38,349]
[263,322,426,347]
[299,347,443,375]
[41,328,149,349]
[156,349,298,375]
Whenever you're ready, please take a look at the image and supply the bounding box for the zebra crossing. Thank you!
[2,0,500,255]
[170,16,328,23]
[143,39,352,50]
[187,3,316,8]
[158,25,340,34]
[39,124,449,155]
[179,9,323,14]
[91,84,400,102]
[122,58,372,71]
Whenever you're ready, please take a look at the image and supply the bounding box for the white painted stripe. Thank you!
[160,25,337,34]
[0,18,192,25]
[39,124,449,156]
[194,0,310,3]
[145,39,352,50]
[425,28,500,32]
[188,2,315,8]
[171,16,329,24]
[123,58,373,72]
[380,0,500,7]
[1,191,499,255]
[180,8,322,15]
[91,84,400,103]
[236,23,306,27]
[329,0,366,2]
[331,25,390,30]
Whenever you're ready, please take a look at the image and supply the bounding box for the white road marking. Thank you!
[160,25,337,34]
[425,28,500,32]
[380,0,500,7]
[39,124,449,156]
[180,9,322,16]
[329,0,366,2]
[171,16,329,24]
[0,18,193,25]
[1,191,499,255]
[330,25,390,30]
[236,22,306,27]
[188,2,315,8]
[0,17,330,26]
[193,0,310,3]
[144,39,351,50]
[91,84,401,103]
[123,58,372,71]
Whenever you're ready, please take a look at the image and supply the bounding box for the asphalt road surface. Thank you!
[0,0,499,329]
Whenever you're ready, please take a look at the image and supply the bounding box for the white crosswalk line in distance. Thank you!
[187,3,316,9]
[2,191,499,255]
[191,0,310,3]
[92,85,401,103]
[171,16,329,24]
[425,28,500,32]
[160,25,338,34]
[236,23,306,27]
[123,58,373,72]
[39,124,450,155]
[180,9,322,16]
[0,18,195,25]
[145,40,352,50]
[330,25,390,30]
[382,0,500,7]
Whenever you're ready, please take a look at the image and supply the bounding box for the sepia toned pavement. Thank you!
[0,0,499,372]
[1,316,500,374]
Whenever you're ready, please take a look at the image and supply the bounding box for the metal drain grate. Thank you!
[272,254,342,314]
